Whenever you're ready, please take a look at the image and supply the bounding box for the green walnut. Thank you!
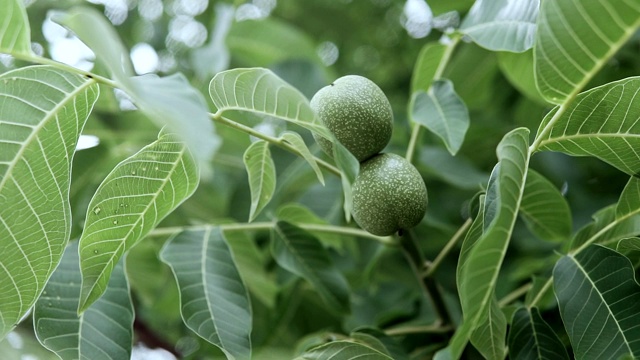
[311,75,393,162]
[352,153,428,236]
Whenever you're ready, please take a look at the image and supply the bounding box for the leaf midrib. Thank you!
[532,4,640,149]
[249,142,271,220]
[0,72,94,193]
[464,131,530,343]
[80,136,190,310]
[540,132,640,147]
[568,254,633,356]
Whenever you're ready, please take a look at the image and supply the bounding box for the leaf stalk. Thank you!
[405,35,461,163]
[399,230,452,326]
[423,217,472,278]
[211,113,342,177]
[150,222,396,245]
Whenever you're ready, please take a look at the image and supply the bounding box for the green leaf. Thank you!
[280,131,324,185]
[351,328,409,360]
[536,77,640,175]
[520,170,572,242]
[498,50,549,105]
[508,307,570,360]
[460,0,539,52]
[271,221,350,313]
[128,73,220,166]
[571,177,640,251]
[457,195,487,295]
[461,128,530,316]
[617,177,640,219]
[436,196,486,359]
[617,237,640,252]
[535,0,640,104]
[227,18,320,67]
[411,80,469,155]
[53,6,134,84]
[332,140,359,221]
[349,333,391,357]
[469,296,506,360]
[56,7,218,165]
[571,204,640,250]
[209,67,330,138]
[295,341,393,360]
[34,241,133,360]
[277,204,346,251]
[78,130,199,312]
[0,66,98,338]
[160,227,252,360]
[411,42,447,93]
[418,146,489,190]
[0,0,32,55]
[224,228,279,308]
[124,238,175,309]
[243,140,276,222]
[443,43,499,110]
[554,245,640,359]
[190,3,234,80]
[444,128,530,360]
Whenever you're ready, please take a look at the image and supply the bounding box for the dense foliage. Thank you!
[2,0,640,359]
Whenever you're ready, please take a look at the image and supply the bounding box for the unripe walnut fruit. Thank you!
[352,153,428,236]
[311,75,393,162]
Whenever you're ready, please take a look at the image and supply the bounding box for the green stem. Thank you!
[405,123,422,164]
[11,52,119,88]
[527,278,552,309]
[211,113,342,177]
[405,35,461,163]
[528,102,570,153]
[149,222,395,245]
[11,52,344,179]
[423,217,472,278]
[385,323,453,336]
[498,282,533,307]
[399,230,451,326]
